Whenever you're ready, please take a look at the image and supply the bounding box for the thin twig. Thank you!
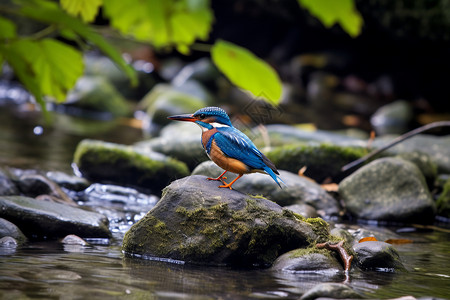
[316,240,353,272]
[341,121,450,172]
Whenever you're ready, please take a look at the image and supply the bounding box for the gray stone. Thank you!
[46,171,90,192]
[17,173,76,206]
[284,204,318,218]
[65,76,130,118]
[370,100,413,135]
[0,218,27,243]
[373,134,450,174]
[122,175,329,267]
[272,250,343,274]
[353,241,405,271]
[300,283,363,300]
[339,157,436,223]
[0,168,19,196]
[192,161,340,217]
[0,196,111,239]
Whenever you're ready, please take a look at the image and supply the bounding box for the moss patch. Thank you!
[73,139,189,193]
[436,178,450,217]
[266,143,366,182]
[122,215,173,257]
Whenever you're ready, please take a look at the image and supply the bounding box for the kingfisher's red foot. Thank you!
[207,170,228,184]
[218,174,243,190]
[207,176,227,185]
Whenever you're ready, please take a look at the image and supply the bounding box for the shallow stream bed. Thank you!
[0,108,449,299]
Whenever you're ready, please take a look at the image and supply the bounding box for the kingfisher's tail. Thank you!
[263,166,285,188]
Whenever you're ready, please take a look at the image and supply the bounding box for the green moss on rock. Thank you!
[266,143,366,182]
[73,139,189,194]
[122,176,331,267]
[436,178,450,217]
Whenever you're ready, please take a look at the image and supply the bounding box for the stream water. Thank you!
[0,107,449,299]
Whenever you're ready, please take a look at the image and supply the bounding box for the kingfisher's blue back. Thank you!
[168,107,284,189]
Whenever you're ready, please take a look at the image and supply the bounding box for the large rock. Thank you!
[0,196,111,239]
[339,157,436,223]
[122,176,330,267]
[192,161,340,217]
[73,139,189,194]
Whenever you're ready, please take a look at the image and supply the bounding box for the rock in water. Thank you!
[73,139,189,194]
[122,176,330,267]
[339,157,436,223]
[0,196,111,239]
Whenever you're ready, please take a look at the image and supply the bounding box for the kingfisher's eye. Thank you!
[198,113,206,119]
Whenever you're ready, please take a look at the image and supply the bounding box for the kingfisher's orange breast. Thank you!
[208,140,251,175]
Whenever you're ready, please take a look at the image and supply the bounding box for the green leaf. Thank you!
[17,0,137,86]
[60,0,103,23]
[5,38,83,102]
[211,40,282,104]
[0,42,45,110]
[103,0,213,52]
[0,16,17,39]
[298,0,363,37]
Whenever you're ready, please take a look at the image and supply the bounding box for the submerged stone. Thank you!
[73,139,189,194]
[339,157,436,223]
[122,175,329,267]
[192,161,339,217]
[0,196,111,239]
[300,282,363,300]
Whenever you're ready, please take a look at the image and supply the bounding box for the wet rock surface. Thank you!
[339,157,436,223]
[0,196,111,239]
[353,241,405,271]
[122,175,329,267]
[73,139,189,194]
[192,161,339,217]
[271,249,343,274]
[300,282,363,300]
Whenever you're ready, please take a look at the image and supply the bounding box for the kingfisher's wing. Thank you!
[213,127,279,174]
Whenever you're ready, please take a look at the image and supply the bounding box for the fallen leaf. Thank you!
[384,239,413,244]
[358,237,378,243]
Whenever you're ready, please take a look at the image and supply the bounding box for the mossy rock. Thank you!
[436,178,450,218]
[140,83,209,127]
[73,139,189,194]
[192,161,340,217]
[265,143,366,183]
[65,76,131,118]
[271,247,343,274]
[122,175,331,267]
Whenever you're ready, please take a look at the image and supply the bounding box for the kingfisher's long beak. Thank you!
[167,114,196,122]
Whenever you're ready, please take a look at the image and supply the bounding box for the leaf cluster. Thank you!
[0,0,363,116]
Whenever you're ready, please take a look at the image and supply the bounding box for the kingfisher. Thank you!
[167,106,283,189]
